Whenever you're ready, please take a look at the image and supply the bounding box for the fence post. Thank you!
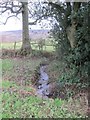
[14,41,16,56]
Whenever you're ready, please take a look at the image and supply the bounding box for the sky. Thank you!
[0,16,22,31]
[0,0,53,31]
[0,0,87,32]
[0,13,53,31]
[0,0,66,32]
[0,13,52,31]
[1,0,85,32]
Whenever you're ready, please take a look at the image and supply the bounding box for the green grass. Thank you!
[1,42,55,52]
[1,52,86,118]
[2,59,13,71]
[2,80,81,118]
[0,42,22,49]
[1,80,18,88]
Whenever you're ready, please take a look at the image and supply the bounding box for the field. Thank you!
[1,40,55,52]
[1,41,88,118]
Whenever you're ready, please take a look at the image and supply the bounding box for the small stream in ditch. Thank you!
[36,65,51,99]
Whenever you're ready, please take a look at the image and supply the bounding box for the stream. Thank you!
[36,65,50,99]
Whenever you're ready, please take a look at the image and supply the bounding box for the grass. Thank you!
[1,58,87,118]
[46,60,88,117]
[2,80,82,118]
[1,41,55,52]
[2,59,13,71]
[0,42,22,49]
[1,42,87,118]
[2,80,18,88]
[1,58,65,118]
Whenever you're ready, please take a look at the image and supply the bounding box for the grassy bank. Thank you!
[1,80,71,118]
[1,57,87,118]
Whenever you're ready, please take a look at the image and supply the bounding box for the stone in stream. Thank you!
[36,84,50,99]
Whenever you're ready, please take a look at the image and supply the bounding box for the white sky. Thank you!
[0,15,52,31]
[0,18,52,31]
[0,11,53,31]
[1,0,88,32]
[0,0,64,31]
[0,17,22,31]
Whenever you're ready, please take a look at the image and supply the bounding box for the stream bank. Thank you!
[2,53,88,117]
[30,59,56,99]
[32,60,73,100]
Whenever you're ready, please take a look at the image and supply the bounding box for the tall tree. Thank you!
[66,2,81,48]
[21,1,32,55]
[41,1,89,65]
[0,0,32,55]
[45,1,81,48]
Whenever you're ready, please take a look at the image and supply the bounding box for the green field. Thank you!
[1,41,55,52]
[0,42,22,49]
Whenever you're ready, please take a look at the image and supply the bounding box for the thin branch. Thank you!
[0,15,20,25]
[0,2,22,14]
[0,1,22,24]
[29,13,53,25]
[44,1,64,11]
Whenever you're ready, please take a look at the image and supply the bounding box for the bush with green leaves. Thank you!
[50,2,90,86]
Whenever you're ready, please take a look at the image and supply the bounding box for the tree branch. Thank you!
[0,1,22,24]
[0,15,20,25]
[0,2,22,14]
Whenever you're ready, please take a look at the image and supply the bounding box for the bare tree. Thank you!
[20,1,32,55]
[0,0,32,55]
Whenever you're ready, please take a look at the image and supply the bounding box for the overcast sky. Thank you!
[0,15,52,31]
[0,17,22,31]
[0,0,64,32]
[0,13,53,31]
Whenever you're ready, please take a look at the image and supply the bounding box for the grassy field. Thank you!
[1,58,87,118]
[1,41,55,52]
[0,42,22,49]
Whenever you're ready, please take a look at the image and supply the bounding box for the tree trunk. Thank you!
[66,2,81,49]
[66,21,77,48]
[20,2,32,55]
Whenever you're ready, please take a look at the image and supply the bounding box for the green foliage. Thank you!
[50,24,70,60]
[2,89,83,118]
[57,62,79,84]
[50,2,89,87]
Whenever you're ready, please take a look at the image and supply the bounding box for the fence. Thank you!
[1,40,56,52]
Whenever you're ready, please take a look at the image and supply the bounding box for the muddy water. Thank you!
[36,65,50,99]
